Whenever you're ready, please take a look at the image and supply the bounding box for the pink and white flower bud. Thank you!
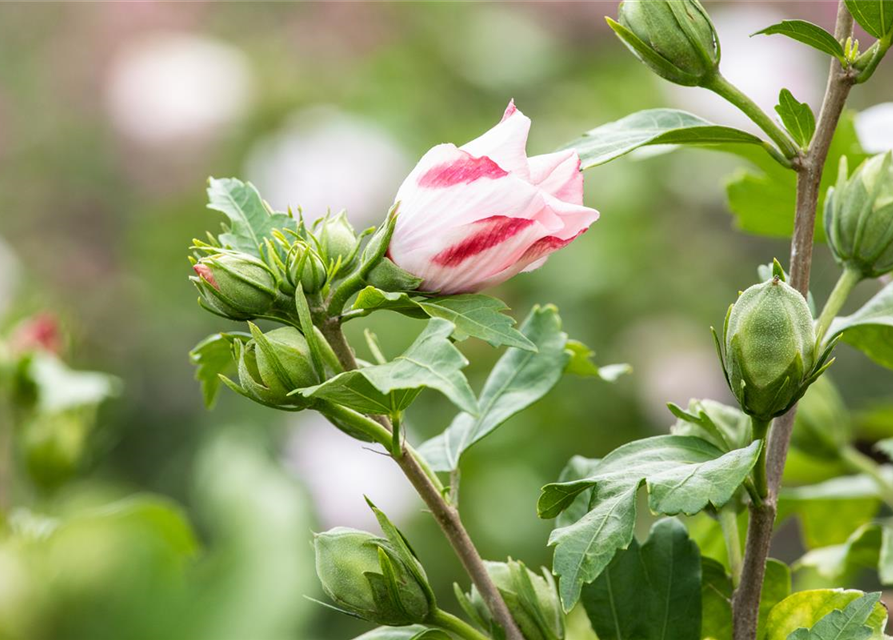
[388,101,599,294]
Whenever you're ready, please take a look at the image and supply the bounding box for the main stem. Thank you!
[731,4,855,639]
[317,318,523,640]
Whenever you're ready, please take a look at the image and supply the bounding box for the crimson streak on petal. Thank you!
[418,154,508,188]
[433,216,536,267]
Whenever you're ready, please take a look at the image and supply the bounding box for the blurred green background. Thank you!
[1,3,893,639]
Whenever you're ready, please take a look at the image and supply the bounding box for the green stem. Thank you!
[427,608,491,640]
[840,445,893,508]
[719,507,743,588]
[815,266,862,346]
[315,401,394,449]
[704,73,800,159]
[751,417,772,500]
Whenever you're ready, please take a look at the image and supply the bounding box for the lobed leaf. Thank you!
[207,177,297,256]
[765,590,886,640]
[753,20,846,61]
[828,280,893,370]
[189,332,249,408]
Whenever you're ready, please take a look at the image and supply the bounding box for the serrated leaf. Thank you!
[766,590,886,640]
[753,20,846,61]
[300,318,477,415]
[725,111,867,239]
[776,89,816,148]
[828,280,893,370]
[581,518,701,640]
[846,0,893,39]
[565,109,764,169]
[540,436,761,610]
[700,557,791,640]
[189,332,248,408]
[207,177,297,256]
[352,288,535,351]
[417,305,569,472]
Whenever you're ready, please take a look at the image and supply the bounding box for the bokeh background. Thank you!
[1,2,892,639]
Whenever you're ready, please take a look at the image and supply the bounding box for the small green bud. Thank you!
[825,153,893,278]
[319,211,359,270]
[314,527,430,626]
[191,251,277,320]
[721,277,818,421]
[286,243,327,294]
[21,409,93,491]
[609,0,720,87]
[236,326,319,406]
[464,560,564,640]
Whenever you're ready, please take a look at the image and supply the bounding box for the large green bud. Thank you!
[718,276,827,422]
[313,527,431,626]
[608,0,720,87]
[234,325,319,407]
[191,251,277,320]
[462,560,564,640]
[318,211,360,270]
[825,153,893,278]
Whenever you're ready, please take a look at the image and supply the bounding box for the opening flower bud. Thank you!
[720,277,819,421]
[286,243,328,295]
[237,326,319,406]
[463,560,564,640]
[825,153,893,278]
[318,211,359,270]
[609,0,720,87]
[191,252,277,320]
[313,527,430,626]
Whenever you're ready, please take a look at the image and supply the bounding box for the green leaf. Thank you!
[27,352,120,414]
[725,111,867,239]
[300,318,477,415]
[565,109,764,169]
[581,518,701,640]
[845,0,893,39]
[766,590,886,640]
[539,436,761,610]
[564,339,632,382]
[354,626,450,640]
[701,557,791,640]
[352,287,535,351]
[207,177,297,256]
[753,20,846,61]
[828,280,893,370]
[778,473,888,548]
[189,333,249,408]
[418,305,569,472]
[796,521,893,587]
[776,89,816,148]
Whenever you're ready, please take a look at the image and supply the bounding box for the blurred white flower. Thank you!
[0,237,20,318]
[283,413,416,530]
[104,32,253,146]
[856,103,893,153]
[666,7,823,133]
[245,107,411,226]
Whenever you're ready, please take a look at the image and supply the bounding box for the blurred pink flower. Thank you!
[388,101,599,294]
[9,313,62,355]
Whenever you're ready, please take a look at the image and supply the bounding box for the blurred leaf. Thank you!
[779,473,888,548]
[724,111,866,239]
[354,627,449,640]
[581,518,701,640]
[700,558,790,640]
[418,305,569,472]
[566,109,764,169]
[766,590,885,640]
[207,177,296,255]
[539,436,761,610]
[28,352,120,413]
[189,333,248,408]
[301,318,477,415]
[776,89,816,148]
[845,0,893,39]
[753,20,845,61]
[352,287,535,351]
[563,339,631,382]
[828,280,893,370]
[795,522,893,586]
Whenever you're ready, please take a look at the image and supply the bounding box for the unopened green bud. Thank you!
[825,153,893,278]
[314,527,430,626]
[286,243,327,294]
[191,252,277,320]
[237,326,319,406]
[609,0,720,87]
[720,277,818,421]
[21,409,93,491]
[464,560,564,640]
[319,211,359,270]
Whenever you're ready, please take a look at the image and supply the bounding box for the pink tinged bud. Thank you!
[388,101,599,294]
[193,263,219,289]
[9,313,62,355]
